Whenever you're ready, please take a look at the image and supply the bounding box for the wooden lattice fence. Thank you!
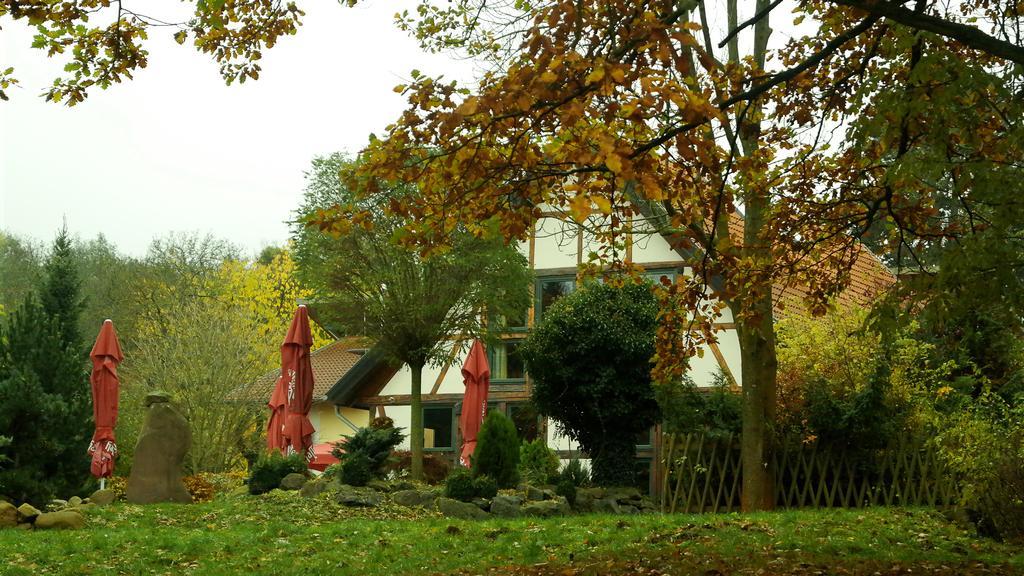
[660,433,960,513]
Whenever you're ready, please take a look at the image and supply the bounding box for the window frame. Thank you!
[534,274,577,324]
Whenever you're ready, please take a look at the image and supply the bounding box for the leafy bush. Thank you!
[521,280,660,486]
[444,467,477,502]
[556,476,577,506]
[472,412,520,488]
[519,438,560,485]
[656,371,741,438]
[934,394,1024,542]
[384,451,450,484]
[333,425,405,479]
[340,452,373,487]
[247,452,307,495]
[561,458,590,488]
[183,474,215,503]
[473,475,498,499]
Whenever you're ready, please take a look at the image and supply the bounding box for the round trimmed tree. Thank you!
[520,279,660,487]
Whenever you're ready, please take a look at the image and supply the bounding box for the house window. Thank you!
[643,268,677,287]
[492,308,528,332]
[509,403,541,442]
[490,340,525,382]
[423,405,454,450]
[536,276,575,321]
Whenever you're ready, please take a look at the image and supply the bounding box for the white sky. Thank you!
[0,1,476,257]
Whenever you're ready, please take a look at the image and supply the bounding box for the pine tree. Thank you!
[0,229,92,505]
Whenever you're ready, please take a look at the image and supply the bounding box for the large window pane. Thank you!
[491,340,525,380]
[423,406,453,449]
[539,278,575,319]
[509,403,540,442]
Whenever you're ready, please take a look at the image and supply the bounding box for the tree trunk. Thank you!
[410,362,424,481]
[736,299,777,511]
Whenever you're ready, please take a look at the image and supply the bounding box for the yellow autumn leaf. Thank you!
[585,67,605,85]
[540,70,558,83]
[605,153,623,173]
[593,196,612,214]
[610,68,625,83]
[568,194,591,223]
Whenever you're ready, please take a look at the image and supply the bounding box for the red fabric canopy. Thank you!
[308,442,342,472]
[266,377,287,454]
[88,319,123,479]
[459,340,490,467]
[280,305,316,462]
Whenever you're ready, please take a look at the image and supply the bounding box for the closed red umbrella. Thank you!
[266,375,287,454]
[88,319,123,487]
[280,305,316,461]
[459,340,490,467]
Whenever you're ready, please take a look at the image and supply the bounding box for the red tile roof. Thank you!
[240,337,371,402]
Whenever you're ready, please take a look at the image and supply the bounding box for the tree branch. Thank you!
[833,0,1024,66]
[717,0,784,49]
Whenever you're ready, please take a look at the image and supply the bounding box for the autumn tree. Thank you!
[293,153,532,480]
[311,1,1024,510]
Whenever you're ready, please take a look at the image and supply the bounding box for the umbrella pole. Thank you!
[100,478,106,490]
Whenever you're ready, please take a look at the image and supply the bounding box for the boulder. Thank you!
[437,497,490,520]
[279,473,308,491]
[490,495,522,518]
[522,498,569,517]
[335,485,382,508]
[144,390,173,407]
[471,497,491,511]
[90,489,117,506]
[392,489,438,509]
[17,503,41,522]
[367,479,391,493]
[299,479,329,499]
[126,395,192,504]
[593,497,622,514]
[0,502,17,528]
[68,496,82,507]
[524,485,545,501]
[15,523,33,530]
[49,499,69,510]
[34,510,85,530]
[390,480,417,492]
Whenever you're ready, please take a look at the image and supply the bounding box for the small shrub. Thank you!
[340,452,373,487]
[473,475,498,499]
[370,416,395,429]
[384,451,450,484]
[561,458,590,488]
[183,474,215,503]
[519,438,560,485]
[322,463,342,481]
[556,476,577,506]
[247,452,307,495]
[445,467,477,502]
[472,412,520,488]
[333,426,405,478]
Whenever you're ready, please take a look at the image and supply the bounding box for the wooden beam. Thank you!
[430,339,464,394]
[356,391,530,407]
[707,340,738,389]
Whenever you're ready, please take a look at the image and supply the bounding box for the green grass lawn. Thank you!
[2,491,1021,575]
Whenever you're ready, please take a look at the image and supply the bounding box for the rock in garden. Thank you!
[490,495,522,518]
[593,497,621,514]
[522,498,570,517]
[335,485,382,507]
[49,499,69,510]
[392,489,438,508]
[279,473,308,491]
[34,510,85,530]
[17,503,41,522]
[15,523,33,530]
[90,489,117,506]
[68,496,82,507]
[525,485,545,501]
[0,502,17,528]
[437,497,490,520]
[299,479,328,498]
[126,393,192,504]
[367,479,391,493]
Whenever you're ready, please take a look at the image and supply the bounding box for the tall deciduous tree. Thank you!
[316,1,1022,509]
[293,154,532,480]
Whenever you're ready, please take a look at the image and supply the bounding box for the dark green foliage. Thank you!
[561,458,590,488]
[472,412,520,488]
[473,475,498,499]
[519,438,560,485]
[521,280,660,486]
[0,231,93,506]
[657,372,742,438]
[444,467,477,502]
[247,452,307,495]
[801,375,899,452]
[556,476,577,506]
[333,425,405,479]
[340,453,373,487]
